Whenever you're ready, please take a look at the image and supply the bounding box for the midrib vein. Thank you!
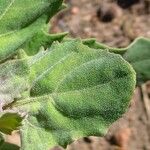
[31,52,74,85]
[13,74,129,109]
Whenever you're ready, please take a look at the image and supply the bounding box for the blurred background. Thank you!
[50,0,150,150]
[51,0,150,48]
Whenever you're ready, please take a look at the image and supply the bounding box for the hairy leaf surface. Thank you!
[3,40,136,149]
[0,0,63,61]
[0,113,23,134]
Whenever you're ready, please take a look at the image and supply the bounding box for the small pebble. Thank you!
[113,128,131,147]
[71,7,79,15]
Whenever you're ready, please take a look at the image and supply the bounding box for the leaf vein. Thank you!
[0,0,15,22]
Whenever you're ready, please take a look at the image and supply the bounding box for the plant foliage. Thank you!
[0,0,149,150]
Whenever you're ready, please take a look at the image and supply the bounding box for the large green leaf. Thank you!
[82,37,150,84]
[0,0,63,61]
[3,40,135,149]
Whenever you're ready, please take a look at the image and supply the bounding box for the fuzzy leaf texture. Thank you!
[0,0,64,61]
[0,40,136,149]
[82,37,150,84]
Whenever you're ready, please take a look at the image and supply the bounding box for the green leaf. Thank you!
[123,38,150,84]
[0,113,23,134]
[7,40,135,149]
[0,0,63,61]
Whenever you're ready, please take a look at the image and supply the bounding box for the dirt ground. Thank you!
[50,0,150,150]
[51,0,150,48]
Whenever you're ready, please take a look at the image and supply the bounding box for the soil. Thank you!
[51,0,150,48]
[50,0,150,150]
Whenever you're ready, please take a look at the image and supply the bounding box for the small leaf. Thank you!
[0,113,23,134]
